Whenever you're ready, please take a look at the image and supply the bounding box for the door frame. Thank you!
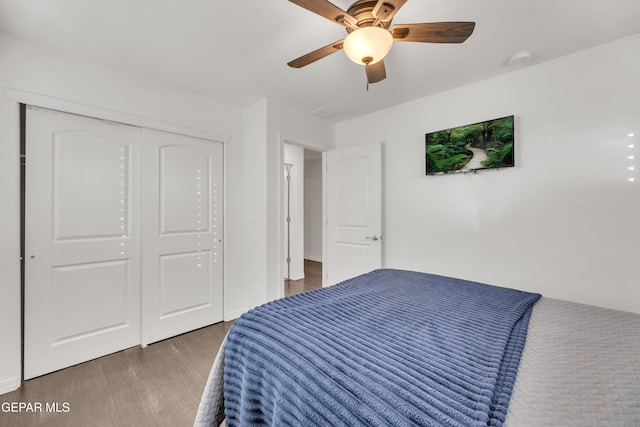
[9,88,230,382]
[6,89,231,143]
[277,132,326,299]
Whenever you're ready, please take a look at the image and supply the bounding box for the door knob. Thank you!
[365,235,380,241]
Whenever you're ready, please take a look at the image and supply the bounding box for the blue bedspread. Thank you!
[224,269,541,426]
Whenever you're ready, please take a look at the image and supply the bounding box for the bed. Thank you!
[194,269,640,426]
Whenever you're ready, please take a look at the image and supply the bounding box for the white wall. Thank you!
[304,158,323,262]
[0,32,245,394]
[240,99,268,311]
[242,99,334,305]
[335,33,640,314]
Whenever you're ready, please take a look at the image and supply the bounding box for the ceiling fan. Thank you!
[287,0,475,85]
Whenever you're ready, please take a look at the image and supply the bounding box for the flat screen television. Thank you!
[425,115,514,175]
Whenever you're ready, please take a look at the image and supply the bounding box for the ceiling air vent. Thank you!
[312,106,340,118]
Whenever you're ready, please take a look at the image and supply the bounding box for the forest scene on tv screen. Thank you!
[425,115,514,175]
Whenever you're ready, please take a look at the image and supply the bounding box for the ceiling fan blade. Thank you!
[287,40,345,68]
[366,59,387,84]
[390,22,476,43]
[289,0,358,28]
[372,0,408,23]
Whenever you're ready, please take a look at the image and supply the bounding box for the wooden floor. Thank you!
[1,260,322,427]
[284,259,323,296]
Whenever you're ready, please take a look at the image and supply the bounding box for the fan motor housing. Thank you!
[346,0,392,31]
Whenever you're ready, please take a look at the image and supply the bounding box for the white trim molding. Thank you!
[224,308,246,322]
[5,87,232,144]
[0,377,20,395]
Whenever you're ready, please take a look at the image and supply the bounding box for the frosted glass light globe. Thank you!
[343,27,393,65]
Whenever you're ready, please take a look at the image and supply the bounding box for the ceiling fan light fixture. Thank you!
[343,26,393,65]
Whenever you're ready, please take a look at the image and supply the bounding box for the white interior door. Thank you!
[25,107,141,379]
[141,129,223,345]
[325,142,382,286]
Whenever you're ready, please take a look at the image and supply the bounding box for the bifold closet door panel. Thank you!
[24,107,225,378]
[24,107,141,380]
[140,128,223,345]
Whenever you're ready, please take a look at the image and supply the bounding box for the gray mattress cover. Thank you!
[194,335,227,427]
[195,297,640,426]
[505,297,640,426]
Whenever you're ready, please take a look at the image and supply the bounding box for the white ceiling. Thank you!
[1,0,639,122]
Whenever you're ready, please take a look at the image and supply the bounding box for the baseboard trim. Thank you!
[0,377,20,395]
[304,255,323,263]
[224,309,246,322]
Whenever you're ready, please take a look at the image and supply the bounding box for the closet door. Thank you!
[141,129,223,345]
[25,107,141,379]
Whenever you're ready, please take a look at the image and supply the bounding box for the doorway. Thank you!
[282,143,323,295]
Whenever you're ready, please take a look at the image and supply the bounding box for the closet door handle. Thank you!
[365,235,380,241]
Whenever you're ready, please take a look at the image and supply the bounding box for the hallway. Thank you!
[285,259,322,296]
